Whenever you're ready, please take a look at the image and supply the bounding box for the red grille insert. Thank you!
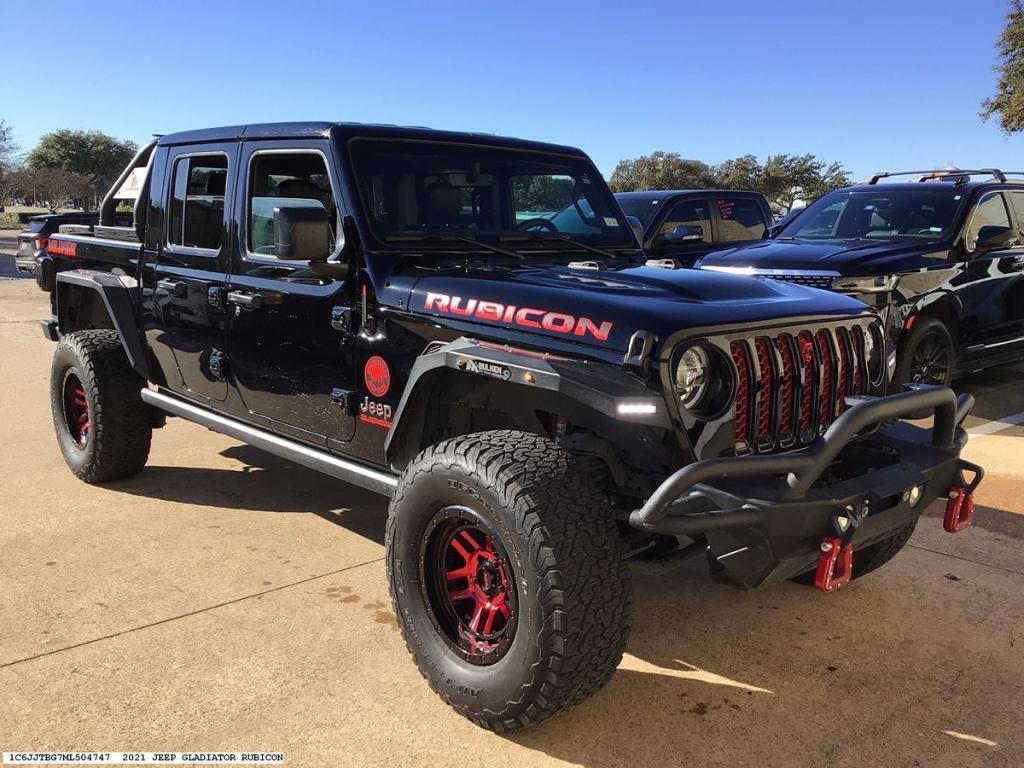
[731,341,751,451]
[816,330,834,427]
[850,326,865,395]
[754,338,773,443]
[775,335,796,439]
[797,332,816,434]
[836,328,851,414]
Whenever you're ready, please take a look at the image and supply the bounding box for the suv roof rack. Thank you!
[865,169,1018,185]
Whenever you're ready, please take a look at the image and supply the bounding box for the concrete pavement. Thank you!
[1,272,1022,768]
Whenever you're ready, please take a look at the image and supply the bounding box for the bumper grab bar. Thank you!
[629,387,974,533]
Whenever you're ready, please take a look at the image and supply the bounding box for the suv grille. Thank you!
[767,273,835,290]
[728,323,870,454]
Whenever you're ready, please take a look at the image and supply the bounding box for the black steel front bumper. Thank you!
[629,386,981,588]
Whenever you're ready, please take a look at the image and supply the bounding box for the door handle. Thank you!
[156,279,188,298]
[227,290,264,309]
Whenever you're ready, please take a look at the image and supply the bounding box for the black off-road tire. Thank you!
[385,430,631,731]
[51,330,152,483]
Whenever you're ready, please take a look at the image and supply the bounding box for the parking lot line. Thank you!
[967,409,1024,436]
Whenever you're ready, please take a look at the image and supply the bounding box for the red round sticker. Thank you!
[364,355,391,397]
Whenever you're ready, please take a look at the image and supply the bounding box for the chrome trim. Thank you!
[965,335,1024,352]
[141,388,398,496]
[701,265,841,277]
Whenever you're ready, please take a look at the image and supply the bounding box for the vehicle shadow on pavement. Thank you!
[105,444,389,545]
[956,363,1024,421]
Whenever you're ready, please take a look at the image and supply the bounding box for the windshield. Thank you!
[777,187,966,241]
[615,197,664,229]
[349,139,633,249]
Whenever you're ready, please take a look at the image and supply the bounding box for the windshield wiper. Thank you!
[497,233,622,260]
[385,233,524,260]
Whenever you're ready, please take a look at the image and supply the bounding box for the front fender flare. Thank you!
[383,337,671,470]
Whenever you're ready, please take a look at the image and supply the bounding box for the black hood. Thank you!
[699,237,948,275]
[384,259,870,353]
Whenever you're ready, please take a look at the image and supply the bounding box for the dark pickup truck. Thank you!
[615,189,773,266]
[42,123,980,731]
[699,170,1024,388]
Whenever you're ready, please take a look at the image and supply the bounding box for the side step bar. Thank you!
[140,388,398,497]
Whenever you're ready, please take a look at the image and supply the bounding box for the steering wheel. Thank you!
[516,218,558,232]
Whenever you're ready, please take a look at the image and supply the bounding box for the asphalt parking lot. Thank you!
[1,236,1023,767]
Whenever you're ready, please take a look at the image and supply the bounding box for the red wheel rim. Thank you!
[62,371,90,446]
[421,507,518,664]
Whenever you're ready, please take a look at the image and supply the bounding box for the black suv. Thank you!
[699,169,1024,387]
[40,128,980,731]
[615,190,773,266]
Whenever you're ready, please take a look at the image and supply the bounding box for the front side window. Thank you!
[247,152,337,256]
[715,197,767,242]
[1011,191,1024,232]
[660,199,711,242]
[965,192,1011,252]
[348,139,632,249]
[167,154,228,250]
[778,188,966,241]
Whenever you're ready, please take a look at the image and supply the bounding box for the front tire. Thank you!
[895,317,955,389]
[385,430,631,731]
[50,330,153,483]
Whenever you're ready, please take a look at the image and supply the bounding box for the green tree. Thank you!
[513,175,574,212]
[26,130,137,198]
[982,0,1024,133]
[0,120,22,211]
[713,154,763,190]
[761,153,849,212]
[609,151,717,192]
[21,167,94,212]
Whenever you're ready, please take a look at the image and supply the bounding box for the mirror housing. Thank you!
[274,204,331,261]
[973,224,1015,253]
[654,223,704,247]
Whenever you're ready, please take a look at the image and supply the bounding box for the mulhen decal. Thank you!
[423,293,613,342]
[364,355,391,397]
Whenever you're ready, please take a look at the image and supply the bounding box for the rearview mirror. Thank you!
[274,203,331,261]
[973,224,1015,253]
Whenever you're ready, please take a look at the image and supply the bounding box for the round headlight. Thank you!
[864,324,884,384]
[675,346,709,408]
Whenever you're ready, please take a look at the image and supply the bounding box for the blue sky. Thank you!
[4,0,1018,181]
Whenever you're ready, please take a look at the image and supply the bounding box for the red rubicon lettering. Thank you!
[421,292,613,342]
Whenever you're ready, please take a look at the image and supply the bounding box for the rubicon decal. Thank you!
[364,355,391,397]
[423,293,613,342]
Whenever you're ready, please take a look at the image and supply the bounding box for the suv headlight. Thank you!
[832,274,899,293]
[673,343,734,417]
[675,346,709,408]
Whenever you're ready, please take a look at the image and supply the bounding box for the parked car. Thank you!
[41,126,979,731]
[699,169,1024,388]
[615,190,773,266]
[15,212,99,276]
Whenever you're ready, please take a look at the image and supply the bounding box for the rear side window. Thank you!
[167,154,228,250]
[965,192,1011,252]
[715,198,767,242]
[26,220,46,234]
[660,199,711,242]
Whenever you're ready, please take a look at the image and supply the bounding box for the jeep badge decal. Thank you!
[364,355,391,397]
[423,292,613,341]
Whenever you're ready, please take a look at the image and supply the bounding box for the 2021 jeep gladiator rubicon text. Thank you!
[42,123,981,730]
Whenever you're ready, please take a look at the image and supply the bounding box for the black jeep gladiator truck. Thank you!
[41,123,981,731]
[699,169,1024,388]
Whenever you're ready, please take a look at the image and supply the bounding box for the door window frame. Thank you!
[710,195,770,243]
[163,148,232,258]
[653,196,715,245]
[240,145,345,266]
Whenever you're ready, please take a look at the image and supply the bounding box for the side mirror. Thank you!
[274,203,331,261]
[655,224,704,247]
[973,224,1015,253]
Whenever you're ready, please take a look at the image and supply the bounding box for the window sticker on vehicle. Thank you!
[604,217,619,227]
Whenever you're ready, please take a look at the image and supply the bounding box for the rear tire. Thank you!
[386,429,630,731]
[51,330,152,483]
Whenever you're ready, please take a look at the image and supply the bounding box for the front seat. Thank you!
[421,184,463,228]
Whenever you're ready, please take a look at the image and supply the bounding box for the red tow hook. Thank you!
[944,487,974,533]
[814,537,853,592]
